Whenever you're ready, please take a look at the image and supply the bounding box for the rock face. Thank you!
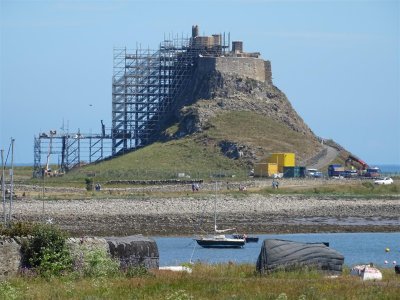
[0,238,21,281]
[256,239,344,274]
[160,56,322,165]
[105,235,159,269]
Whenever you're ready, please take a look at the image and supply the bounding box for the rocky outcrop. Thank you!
[158,56,322,165]
[0,237,21,281]
[177,73,316,138]
[105,235,159,269]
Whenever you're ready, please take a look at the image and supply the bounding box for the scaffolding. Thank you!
[33,131,112,177]
[111,29,229,155]
[33,26,230,176]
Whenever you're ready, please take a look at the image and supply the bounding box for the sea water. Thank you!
[154,232,400,268]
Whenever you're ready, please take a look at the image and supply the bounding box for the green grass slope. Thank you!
[205,110,321,161]
[60,111,321,181]
[65,137,246,181]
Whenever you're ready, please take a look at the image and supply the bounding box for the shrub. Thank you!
[85,178,94,191]
[23,224,72,277]
[0,221,36,237]
[83,249,119,277]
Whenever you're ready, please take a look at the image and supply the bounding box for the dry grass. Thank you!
[1,264,399,299]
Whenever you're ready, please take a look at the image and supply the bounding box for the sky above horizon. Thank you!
[1,0,399,165]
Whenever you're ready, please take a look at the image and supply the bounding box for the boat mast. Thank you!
[9,138,14,223]
[214,181,217,233]
[1,149,5,226]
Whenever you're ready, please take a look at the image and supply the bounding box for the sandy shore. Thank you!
[9,192,400,236]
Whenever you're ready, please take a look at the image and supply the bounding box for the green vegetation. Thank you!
[9,166,34,181]
[207,110,320,160]
[80,249,119,278]
[1,263,398,299]
[62,137,247,181]
[0,222,73,278]
[22,224,72,277]
[0,222,122,280]
[259,181,400,197]
[22,110,323,183]
[0,221,37,237]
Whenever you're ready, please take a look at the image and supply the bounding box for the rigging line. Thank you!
[189,240,197,264]
[183,239,195,248]
[189,194,210,263]
[4,141,12,166]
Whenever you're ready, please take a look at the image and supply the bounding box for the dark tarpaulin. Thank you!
[256,239,344,274]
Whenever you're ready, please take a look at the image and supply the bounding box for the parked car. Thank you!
[313,171,324,178]
[306,169,323,178]
[374,177,393,185]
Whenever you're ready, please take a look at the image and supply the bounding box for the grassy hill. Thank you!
[205,110,321,162]
[32,60,349,182]
[59,110,322,182]
[65,137,245,181]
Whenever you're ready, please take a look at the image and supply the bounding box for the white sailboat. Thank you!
[195,182,245,248]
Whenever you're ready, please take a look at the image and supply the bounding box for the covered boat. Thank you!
[256,239,344,274]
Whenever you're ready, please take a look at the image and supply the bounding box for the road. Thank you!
[306,144,339,170]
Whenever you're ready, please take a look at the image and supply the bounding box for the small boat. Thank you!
[351,264,382,281]
[233,234,259,243]
[195,182,245,248]
[196,234,245,248]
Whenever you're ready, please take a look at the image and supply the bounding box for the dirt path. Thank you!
[307,145,339,169]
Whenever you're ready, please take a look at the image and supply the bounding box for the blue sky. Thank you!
[1,0,399,165]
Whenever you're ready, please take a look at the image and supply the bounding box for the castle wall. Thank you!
[197,56,272,83]
[264,60,272,85]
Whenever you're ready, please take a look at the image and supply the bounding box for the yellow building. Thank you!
[254,163,278,177]
[267,153,295,173]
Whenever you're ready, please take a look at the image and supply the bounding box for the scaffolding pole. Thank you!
[111,30,228,155]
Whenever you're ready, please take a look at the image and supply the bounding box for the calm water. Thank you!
[154,232,400,268]
[377,164,400,174]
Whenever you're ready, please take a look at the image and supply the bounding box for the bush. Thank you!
[83,249,119,277]
[0,221,36,237]
[85,178,94,191]
[23,224,72,277]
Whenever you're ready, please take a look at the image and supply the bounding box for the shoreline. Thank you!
[10,193,400,236]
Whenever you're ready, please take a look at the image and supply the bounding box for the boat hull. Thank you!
[195,239,245,248]
[245,237,259,243]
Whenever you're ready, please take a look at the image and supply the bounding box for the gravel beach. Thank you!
[9,190,400,236]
